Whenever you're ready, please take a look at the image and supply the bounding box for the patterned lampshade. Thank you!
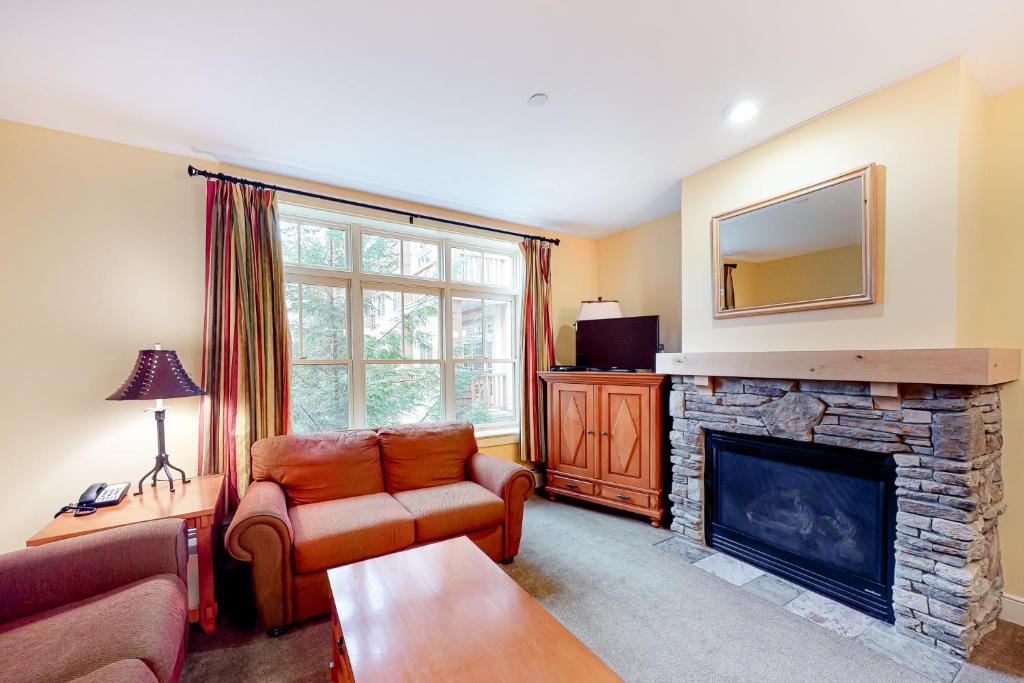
[107,348,205,401]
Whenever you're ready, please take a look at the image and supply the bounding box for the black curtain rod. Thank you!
[186,165,560,246]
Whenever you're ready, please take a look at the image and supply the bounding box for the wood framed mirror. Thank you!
[712,164,878,318]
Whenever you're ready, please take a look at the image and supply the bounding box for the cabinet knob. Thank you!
[600,431,608,436]
[586,430,594,435]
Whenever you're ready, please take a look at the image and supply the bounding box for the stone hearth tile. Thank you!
[857,621,962,683]
[742,574,804,606]
[784,591,875,638]
[653,536,715,564]
[692,553,764,586]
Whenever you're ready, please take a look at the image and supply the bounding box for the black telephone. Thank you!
[55,482,130,518]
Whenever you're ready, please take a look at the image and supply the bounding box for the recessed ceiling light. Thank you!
[528,93,549,107]
[723,100,758,123]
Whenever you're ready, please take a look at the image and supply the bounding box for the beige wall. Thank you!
[674,60,1024,597]
[0,118,596,552]
[729,245,863,309]
[595,212,682,352]
[981,84,1024,600]
[681,59,965,351]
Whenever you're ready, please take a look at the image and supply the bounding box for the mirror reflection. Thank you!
[714,167,875,317]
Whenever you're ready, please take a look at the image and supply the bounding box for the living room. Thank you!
[2,3,1024,682]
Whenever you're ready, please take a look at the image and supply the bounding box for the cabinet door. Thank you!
[549,383,596,479]
[598,384,650,489]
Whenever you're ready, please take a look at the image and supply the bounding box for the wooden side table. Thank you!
[27,474,225,634]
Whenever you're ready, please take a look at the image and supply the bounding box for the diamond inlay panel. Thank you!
[606,395,638,475]
[561,394,586,466]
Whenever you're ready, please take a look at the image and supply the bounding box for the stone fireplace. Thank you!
[658,349,1017,660]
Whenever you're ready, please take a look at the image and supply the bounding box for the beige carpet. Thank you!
[183,496,1024,682]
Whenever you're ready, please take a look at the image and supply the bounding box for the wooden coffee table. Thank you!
[327,536,621,682]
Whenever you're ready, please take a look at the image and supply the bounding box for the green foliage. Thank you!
[291,365,349,433]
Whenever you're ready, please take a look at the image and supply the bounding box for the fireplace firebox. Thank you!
[705,431,897,622]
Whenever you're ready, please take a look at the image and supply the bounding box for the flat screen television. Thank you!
[575,315,660,371]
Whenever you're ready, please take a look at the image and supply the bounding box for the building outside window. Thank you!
[280,202,521,435]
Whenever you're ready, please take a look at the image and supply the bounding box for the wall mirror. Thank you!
[712,164,877,318]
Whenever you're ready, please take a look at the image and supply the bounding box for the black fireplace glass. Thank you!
[705,431,897,621]
[716,448,882,581]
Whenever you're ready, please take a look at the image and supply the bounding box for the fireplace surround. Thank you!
[657,348,1017,660]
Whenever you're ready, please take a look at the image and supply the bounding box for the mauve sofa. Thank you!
[225,422,534,633]
[0,519,189,683]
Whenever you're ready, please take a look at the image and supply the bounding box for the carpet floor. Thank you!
[183,496,1024,682]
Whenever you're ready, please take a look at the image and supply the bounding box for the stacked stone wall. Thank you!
[668,376,1006,658]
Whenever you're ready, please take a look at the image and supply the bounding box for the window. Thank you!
[285,279,350,433]
[280,204,521,433]
[450,247,515,288]
[280,218,348,270]
[361,232,440,279]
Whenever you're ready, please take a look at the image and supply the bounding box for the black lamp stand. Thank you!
[135,408,190,496]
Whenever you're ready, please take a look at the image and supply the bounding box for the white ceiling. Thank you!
[2,1,1023,237]
[720,177,863,262]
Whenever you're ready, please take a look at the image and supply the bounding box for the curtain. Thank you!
[198,179,290,509]
[519,239,555,462]
[723,263,737,310]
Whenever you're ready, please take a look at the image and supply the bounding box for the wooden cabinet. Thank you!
[540,372,667,526]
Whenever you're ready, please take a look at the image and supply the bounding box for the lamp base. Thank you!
[134,407,191,496]
[134,452,191,496]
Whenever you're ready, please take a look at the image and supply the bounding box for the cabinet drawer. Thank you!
[548,474,595,496]
[599,484,651,509]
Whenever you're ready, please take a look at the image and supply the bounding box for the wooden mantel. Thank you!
[655,348,1019,387]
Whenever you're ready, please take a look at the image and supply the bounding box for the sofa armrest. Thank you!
[224,480,294,630]
[466,453,534,561]
[0,518,186,625]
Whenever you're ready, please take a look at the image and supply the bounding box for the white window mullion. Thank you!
[350,226,367,429]
[442,288,455,421]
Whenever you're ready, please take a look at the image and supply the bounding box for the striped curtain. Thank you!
[198,179,290,508]
[519,240,555,462]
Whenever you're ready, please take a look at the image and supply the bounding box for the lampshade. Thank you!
[576,298,623,321]
[107,349,205,401]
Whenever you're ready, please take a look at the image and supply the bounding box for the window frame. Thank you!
[280,216,351,272]
[280,203,522,434]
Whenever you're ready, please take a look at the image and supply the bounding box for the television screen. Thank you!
[575,315,659,370]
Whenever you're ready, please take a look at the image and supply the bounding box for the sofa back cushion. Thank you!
[377,422,478,493]
[251,430,384,505]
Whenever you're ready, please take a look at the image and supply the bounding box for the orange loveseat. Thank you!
[225,422,534,633]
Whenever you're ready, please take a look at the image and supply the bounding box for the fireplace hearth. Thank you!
[705,430,897,621]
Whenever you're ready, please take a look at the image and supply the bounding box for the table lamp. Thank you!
[107,344,205,496]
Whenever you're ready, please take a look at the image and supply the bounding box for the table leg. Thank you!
[195,514,217,634]
[331,603,355,683]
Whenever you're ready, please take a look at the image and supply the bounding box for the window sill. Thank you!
[476,429,520,447]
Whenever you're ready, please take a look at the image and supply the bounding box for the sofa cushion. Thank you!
[393,481,504,543]
[289,493,415,573]
[0,575,186,683]
[252,430,384,505]
[70,659,159,683]
[377,422,478,493]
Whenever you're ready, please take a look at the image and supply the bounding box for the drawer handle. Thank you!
[615,494,631,501]
[564,482,578,489]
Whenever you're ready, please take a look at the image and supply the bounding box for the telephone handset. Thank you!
[55,482,130,518]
